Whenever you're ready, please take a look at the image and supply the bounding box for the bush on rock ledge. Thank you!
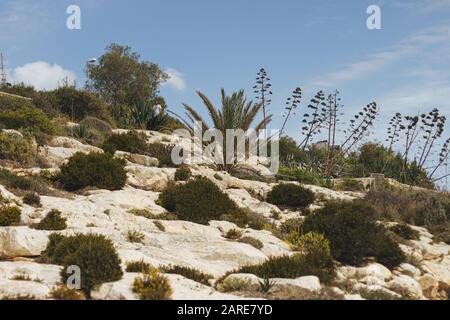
[57,152,127,191]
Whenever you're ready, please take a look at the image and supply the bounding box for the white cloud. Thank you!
[309,25,450,88]
[10,61,77,90]
[164,68,186,91]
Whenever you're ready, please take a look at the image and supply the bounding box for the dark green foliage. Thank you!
[302,200,405,268]
[126,260,155,273]
[41,233,123,294]
[278,136,307,165]
[277,167,325,186]
[85,43,168,108]
[224,228,243,240]
[161,265,213,286]
[57,152,127,191]
[157,177,238,224]
[22,192,41,207]
[348,143,434,189]
[36,209,67,231]
[147,142,174,167]
[0,206,21,226]
[237,251,335,284]
[0,106,60,135]
[44,87,112,122]
[266,183,315,209]
[174,165,191,181]
[102,131,148,154]
[389,224,420,240]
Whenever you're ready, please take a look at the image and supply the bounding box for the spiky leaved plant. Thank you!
[279,87,302,137]
[299,91,327,150]
[253,68,272,134]
[183,89,271,171]
[417,108,446,169]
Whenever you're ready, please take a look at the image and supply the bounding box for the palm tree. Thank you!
[182,88,271,170]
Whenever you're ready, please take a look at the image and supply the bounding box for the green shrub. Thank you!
[276,218,303,240]
[302,200,405,268]
[22,192,41,207]
[0,106,60,135]
[0,206,21,226]
[102,131,148,154]
[0,94,35,112]
[79,116,113,133]
[57,152,127,191]
[238,236,264,250]
[277,167,325,186]
[238,251,335,284]
[0,169,50,194]
[126,260,155,273]
[132,270,173,300]
[69,117,113,146]
[41,233,123,295]
[266,183,315,209]
[161,265,213,286]
[36,209,67,230]
[0,132,34,165]
[45,87,111,122]
[389,224,420,240]
[174,165,191,181]
[147,142,175,167]
[335,178,365,192]
[366,188,448,228]
[157,177,238,224]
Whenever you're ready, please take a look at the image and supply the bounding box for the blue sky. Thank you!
[1,0,450,182]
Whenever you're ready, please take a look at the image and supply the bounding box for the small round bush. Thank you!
[133,270,173,300]
[174,165,191,181]
[238,236,264,250]
[102,131,148,155]
[36,209,67,230]
[22,192,41,207]
[302,200,405,268]
[42,233,123,295]
[237,250,335,284]
[266,183,315,209]
[0,205,21,226]
[157,177,238,224]
[57,152,127,191]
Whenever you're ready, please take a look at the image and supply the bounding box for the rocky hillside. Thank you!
[0,129,449,300]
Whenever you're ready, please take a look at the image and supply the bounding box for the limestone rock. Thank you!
[388,275,423,299]
[355,263,392,281]
[0,227,49,258]
[126,164,175,191]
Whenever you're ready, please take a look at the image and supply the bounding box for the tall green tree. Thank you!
[86,44,168,107]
